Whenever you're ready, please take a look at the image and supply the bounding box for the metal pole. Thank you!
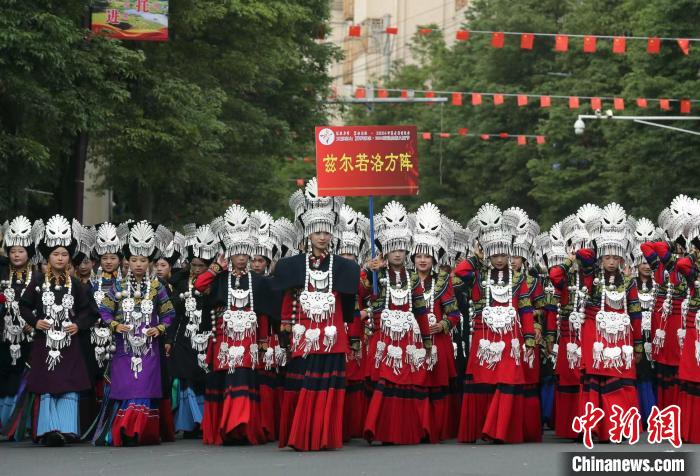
[369,195,378,295]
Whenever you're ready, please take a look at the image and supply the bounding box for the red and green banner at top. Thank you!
[352,87,695,114]
[92,1,168,42]
[348,25,695,56]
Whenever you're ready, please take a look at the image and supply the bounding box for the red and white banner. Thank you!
[315,125,418,196]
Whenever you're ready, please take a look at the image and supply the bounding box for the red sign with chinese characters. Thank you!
[315,125,418,196]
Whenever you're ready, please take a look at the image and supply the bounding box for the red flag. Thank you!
[499,132,509,139]
[439,133,450,138]
[583,35,597,53]
[355,87,366,99]
[612,36,626,54]
[458,128,469,136]
[659,99,671,110]
[493,94,504,105]
[677,39,690,55]
[540,95,551,108]
[555,34,569,52]
[400,89,408,98]
[296,179,305,187]
[637,97,648,108]
[456,30,470,41]
[422,132,432,140]
[590,97,602,110]
[517,135,527,146]
[569,96,580,109]
[517,95,529,107]
[536,136,546,145]
[680,99,692,114]
[424,91,435,98]
[472,93,483,105]
[385,27,398,35]
[613,97,625,110]
[647,37,661,54]
[348,25,361,37]
[480,134,490,141]
[452,92,463,106]
[491,32,505,48]
[419,28,433,36]
[377,89,388,98]
[520,34,534,50]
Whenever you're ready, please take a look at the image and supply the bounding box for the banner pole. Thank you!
[369,195,379,295]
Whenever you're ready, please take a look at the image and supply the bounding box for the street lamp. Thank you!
[573,110,700,136]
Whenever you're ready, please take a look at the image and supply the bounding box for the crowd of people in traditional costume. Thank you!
[1,180,700,449]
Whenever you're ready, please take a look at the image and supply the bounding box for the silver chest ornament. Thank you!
[299,254,336,326]
[3,275,32,366]
[219,271,258,371]
[42,283,74,371]
[222,309,257,341]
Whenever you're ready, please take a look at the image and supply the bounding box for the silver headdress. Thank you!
[439,215,456,266]
[289,177,343,242]
[75,224,96,259]
[411,202,443,261]
[184,222,221,261]
[630,217,658,266]
[469,203,512,258]
[274,217,299,258]
[126,220,157,258]
[252,210,280,263]
[212,204,258,258]
[450,219,472,261]
[94,222,129,256]
[336,204,364,258]
[377,201,412,254]
[665,194,695,242]
[43,215,74,249]
[3,216,43,250]
[544,221,568,267]
[504,207,539,264]
[595,203,628,258]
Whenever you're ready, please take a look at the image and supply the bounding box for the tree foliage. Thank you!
[348,0,700,228]
[1,0,338,224]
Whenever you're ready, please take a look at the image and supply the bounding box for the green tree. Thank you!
[348,0,700,228]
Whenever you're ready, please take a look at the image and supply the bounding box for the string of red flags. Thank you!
[420,131,546,145]
[347,25,697,56]
[352,87,695,113]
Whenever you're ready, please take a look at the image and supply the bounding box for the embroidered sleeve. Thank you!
[99,285,118,324]
[626,279,643,349]
[156,282,175,327]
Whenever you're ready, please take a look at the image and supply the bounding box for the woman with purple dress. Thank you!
[92,221,175,446]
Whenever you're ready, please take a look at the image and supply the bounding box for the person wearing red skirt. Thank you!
[456,203,537,444]
[410,203,462,443]
[272,178,360,451]
[361,201,432,445]
[507,207,544,443]
[194,205,272,446]
[335,204,371,442]
[575,203,642,444]
[640,231,688,410]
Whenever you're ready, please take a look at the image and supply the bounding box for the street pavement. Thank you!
[0,431,693,476]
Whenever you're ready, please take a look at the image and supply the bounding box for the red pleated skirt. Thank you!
[655,362,680,409]
[111,399,162,446]
[554,382,581,439]
[280,354,346,451]
[202,368,267,445]
[457,375,532,444]
[680,380,700,443]
[523,383,542,442]
[363,379,430,444]
[258,368,279,441]
[579,374,638,443]
[343,378,368,441]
